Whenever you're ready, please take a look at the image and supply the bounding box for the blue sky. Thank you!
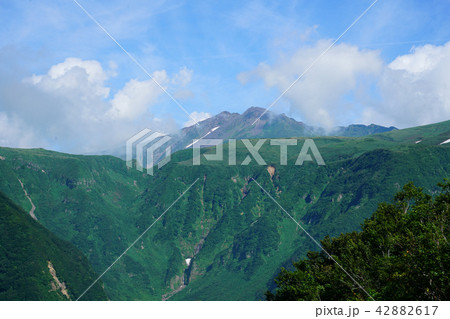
[1,0,449,153]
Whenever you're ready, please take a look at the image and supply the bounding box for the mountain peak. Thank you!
[242,106,266,114]
[242,106,266,116]
[241,106,271,123]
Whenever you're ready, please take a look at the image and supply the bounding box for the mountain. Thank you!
[0,190,107,300]
[150,107,398,167]
[181,107,314,141]
[0,120,448,300]
[113,107,397,162]
[141,106,316,164]
[331,123,398,137]
[180,106,397,142]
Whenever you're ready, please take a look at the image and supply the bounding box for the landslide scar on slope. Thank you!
[17,178,37,221]
[47,261,71,300]
[267,165,275,179]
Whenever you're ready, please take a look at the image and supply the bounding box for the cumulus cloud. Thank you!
[0,57,193,153]
[239,40,383,128]
[362,42,450,127]
[29,58,110,98]
[183,111,212,127]
[108,71,168,120]
[240,40,450,128]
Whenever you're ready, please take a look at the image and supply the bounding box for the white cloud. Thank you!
[108,67,194,120]
[362,42,450,127]
[183,111,212,127]
[108,71,168,120]
[239,40,383,128]
[29,57,110,98]
[389,44,446,74]
[240,40,450,128]
[0,57,193,153]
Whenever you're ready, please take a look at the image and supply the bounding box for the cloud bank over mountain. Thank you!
[1,41,449,154]
[0,57,191,153]
[365,42,450,128]
[239,41,450,129]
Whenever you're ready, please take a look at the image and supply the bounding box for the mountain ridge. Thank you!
[120,106,399,164]
[180,106,397,143]
[98,106,399,160]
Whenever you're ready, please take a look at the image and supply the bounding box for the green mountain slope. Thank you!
[0,191,107,300]
[168,133,449,300]
[0,120,448,300]
[377,120,450,145]
[331,123,397,137]
[0,149,154,300]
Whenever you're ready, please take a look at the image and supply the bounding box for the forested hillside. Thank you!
[0,120,448,300]
[0,191,107,300]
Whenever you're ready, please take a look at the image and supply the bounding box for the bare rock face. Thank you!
[47,261,71,300]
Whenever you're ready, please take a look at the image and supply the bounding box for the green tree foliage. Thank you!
[267,181,449,301]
